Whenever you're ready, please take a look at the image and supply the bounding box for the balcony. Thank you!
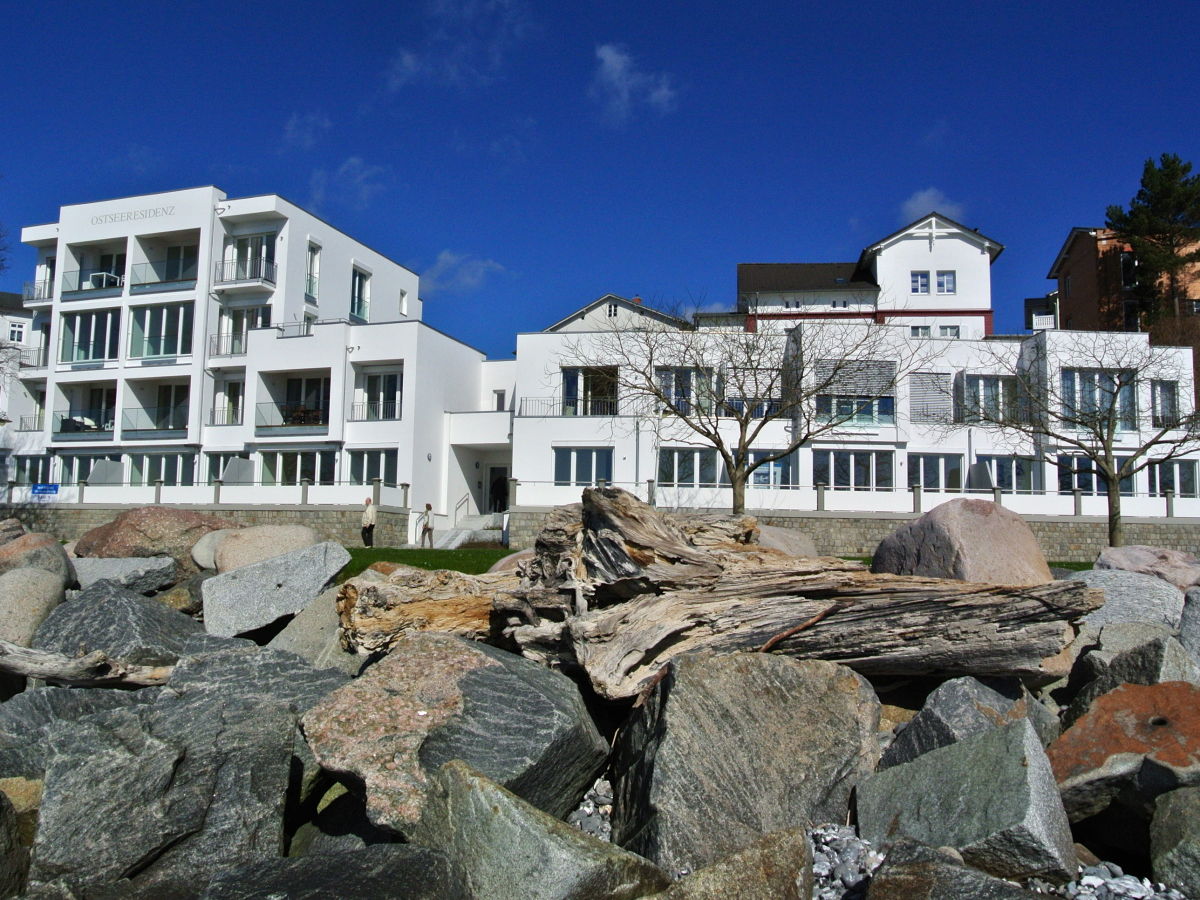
[721,397,782,418]
[213,259,277,290]
[22,280,53,304]
[121,405,189,440]
[348,401,401,421]
[1153,413,1182,430]
[16,414,44,432]
[52,408,115,440]
[1031,314,1057,330]
[129,259,198,294]
[61,269,124,298]
[209,407,243,426]
[518,397,619,417]
[209,333,248,357]
[18,347,48,368]
[255,401,329,434]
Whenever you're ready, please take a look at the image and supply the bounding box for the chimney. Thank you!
[632,295,643,305]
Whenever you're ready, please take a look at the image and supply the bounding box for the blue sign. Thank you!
[31,484,59,495]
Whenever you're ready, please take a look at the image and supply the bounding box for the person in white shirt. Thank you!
[361,497,377,547]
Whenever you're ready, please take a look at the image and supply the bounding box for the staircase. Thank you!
[430,512,505,550]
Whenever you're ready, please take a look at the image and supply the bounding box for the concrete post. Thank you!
[1073,488,1083,516]
[372,477,382,507]
[5,481,13,504]
[508,477,519,507]
[300,478,311,506]
[816,482,826,512]
[400,482,410,508]
[992,486,1003,506]
[646,479,656,506]
[213,479,223,505]
[596,478,607,489]
[1166,488,1176,518]
[911,483,922,514]
[78,480,87,503]
[154,480,163,504]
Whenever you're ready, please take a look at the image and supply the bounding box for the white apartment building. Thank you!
[6,197,1199,527]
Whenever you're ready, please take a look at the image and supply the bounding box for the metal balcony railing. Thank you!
[1153,413,1182,429]
[16,414,44,432]
[255,401,329,428]
[209,332,248,356]
[518,396,619,417]
[62,269,124,294]
[121,405,189,432]
[1031,314,1057,330]
[349,401,401,421]
[22,280,53,302]
[213,259,277,285]
[129,258,198,290]
[720,397,782,417]
[52,408,115,435]
[209,407,243,426]
[18,347,48,368]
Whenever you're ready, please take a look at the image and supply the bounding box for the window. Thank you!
[976,455,1043,493]
[60,454,120,485]
[1057,454,1133,496]
[350,449,398,486]
[400,289,409,317]
[356,370,402,420]
[161,244,198,283]
[831,299,849,309]
[655,367,714,416]
[1061,369,1136,431]
[1152,380,1180,428]
[261,450,336,485]
[816,395,895,425]
[130,302,193,358]
[722,368,782,418]
[129,452,197,487]
[61,309,121,362]
[212,379,243,425]
[1120,251,1137,290]
[911,271,930,294]
[909,372,951,423]
[8,323,24,343]
[306,244,320,299]
[282,376,331,423]
[907,453,963,492]
[959,374,1022,424]
[910,326,931,338]
[939,325,960,338]
[562,367,618,416]
[815,359,897,426]
[1063,275,1072,298]
[658,448,728,488]
[1149,459,1198,497]
[225,233,275,281]
[13,455,53,485]
[936,271,956,294]
[134,383,189,431]
[207,452,251,485]
[553,447,613,486]
[607,302,619,318]
[351,268,370,321]
[494,390,507,411]
[813,450,894,490]
[748,450,797,489]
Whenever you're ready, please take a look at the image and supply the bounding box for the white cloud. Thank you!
[900,187,965,223]
[309,157,389,211]
[422,249,505,295]
[589,44,678,126]
[283,111,332,150]
[386,0,534,90]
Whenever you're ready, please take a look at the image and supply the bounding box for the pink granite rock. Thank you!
[74,506,233,573]
[1094,545,1200,592]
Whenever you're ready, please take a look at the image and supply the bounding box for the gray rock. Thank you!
[72,556,178,594]
[880,677,1059,769]
[32,580,204,666]
[611,653,880,876]
[857,719,1076,882]
[865,840,1038,899]
[1095,545,1200,591]
[871,499,1052,586]
[410,761,670,900]
[0,569,64,646]
[214,525,321,573]
[647,827,814,899]
[1064,623,1200,726]
[0,519,25,546]
[202,541,350,637]
[1150,787,1200,897]
[301,633,607,833]
[201,846,468,899]
[755,524,819,558]
[267,587,362,676]
[0,687,158,780]
[163,644,349,715]
[0,534,75,586]
[1180,588,1200,665]
[287,786,397,857]
[1066,569,1185,632]
[190,528,239,571]
[0,791,25,899]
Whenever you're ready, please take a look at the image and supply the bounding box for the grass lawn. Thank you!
[341,546,513,582]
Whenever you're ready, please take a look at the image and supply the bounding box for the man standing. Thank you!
[361,497,377,547]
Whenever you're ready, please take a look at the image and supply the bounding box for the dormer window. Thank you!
[937,271,956,294]
[607,302,619,318]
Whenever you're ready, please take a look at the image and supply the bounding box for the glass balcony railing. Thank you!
[122,405,189,433]
[349,401,401,421]
[305,275,319,298]
[209,333,248,356]
[129,258,198,291]
[52,408,115,436]
[214,259,277,285]
[62,269,125,294]
[255,401,329,428]
[22,280,53,302]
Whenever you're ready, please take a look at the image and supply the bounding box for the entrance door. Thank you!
[487,466,509,513]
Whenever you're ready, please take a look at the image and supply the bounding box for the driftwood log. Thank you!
[496,488,1103,700]
[0,639,173,688]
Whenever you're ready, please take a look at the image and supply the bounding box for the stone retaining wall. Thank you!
[508,506,1200,563]
[1,503,410,549]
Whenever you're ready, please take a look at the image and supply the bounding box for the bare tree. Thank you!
[946,331,1200,545]
[557,316,933,514]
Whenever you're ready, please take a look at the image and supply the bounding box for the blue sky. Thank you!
[2,0,1198,359]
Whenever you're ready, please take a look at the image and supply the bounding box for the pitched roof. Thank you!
[543,293,691,332]
[859,211,1004,263]
[737,262,877,295]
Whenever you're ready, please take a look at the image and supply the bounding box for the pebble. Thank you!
[567,776,613,842]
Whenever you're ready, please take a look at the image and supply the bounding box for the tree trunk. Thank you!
[730,469,746,515]
[1106,477,1124,546]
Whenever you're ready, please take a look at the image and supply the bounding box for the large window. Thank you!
[562,367,618,416]
[129,452,196,487]
[907,453,963,491]
[60,454,121,485]
[261,450,336,485]
[815,395,895,426]
[12,455,53,484]
[655,367,713,416]
[748,450,797,489]
[815,359,897,426]
[61,309,120,362]
[1061,369,1136,431]
[351,268,370,321]
[1057,454,1133,496]
[960,374,1022,424]
[130,302,194,358]
[1152,380,1180,429]
[1149,459,1198,498]
[658,447,727,488]
[976,455,1042,493]
[553,447,613,486]
[355,370,402,420]
[225,233,275,281]
[350,449,398,486]
[207,452,250,485]
[813,450,894,491]
[306,244,320,299]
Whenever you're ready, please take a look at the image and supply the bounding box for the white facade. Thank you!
[8,193,1200,527]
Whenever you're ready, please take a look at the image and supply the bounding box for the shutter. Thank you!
[815,359,897,395]
[909,372,950,422]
